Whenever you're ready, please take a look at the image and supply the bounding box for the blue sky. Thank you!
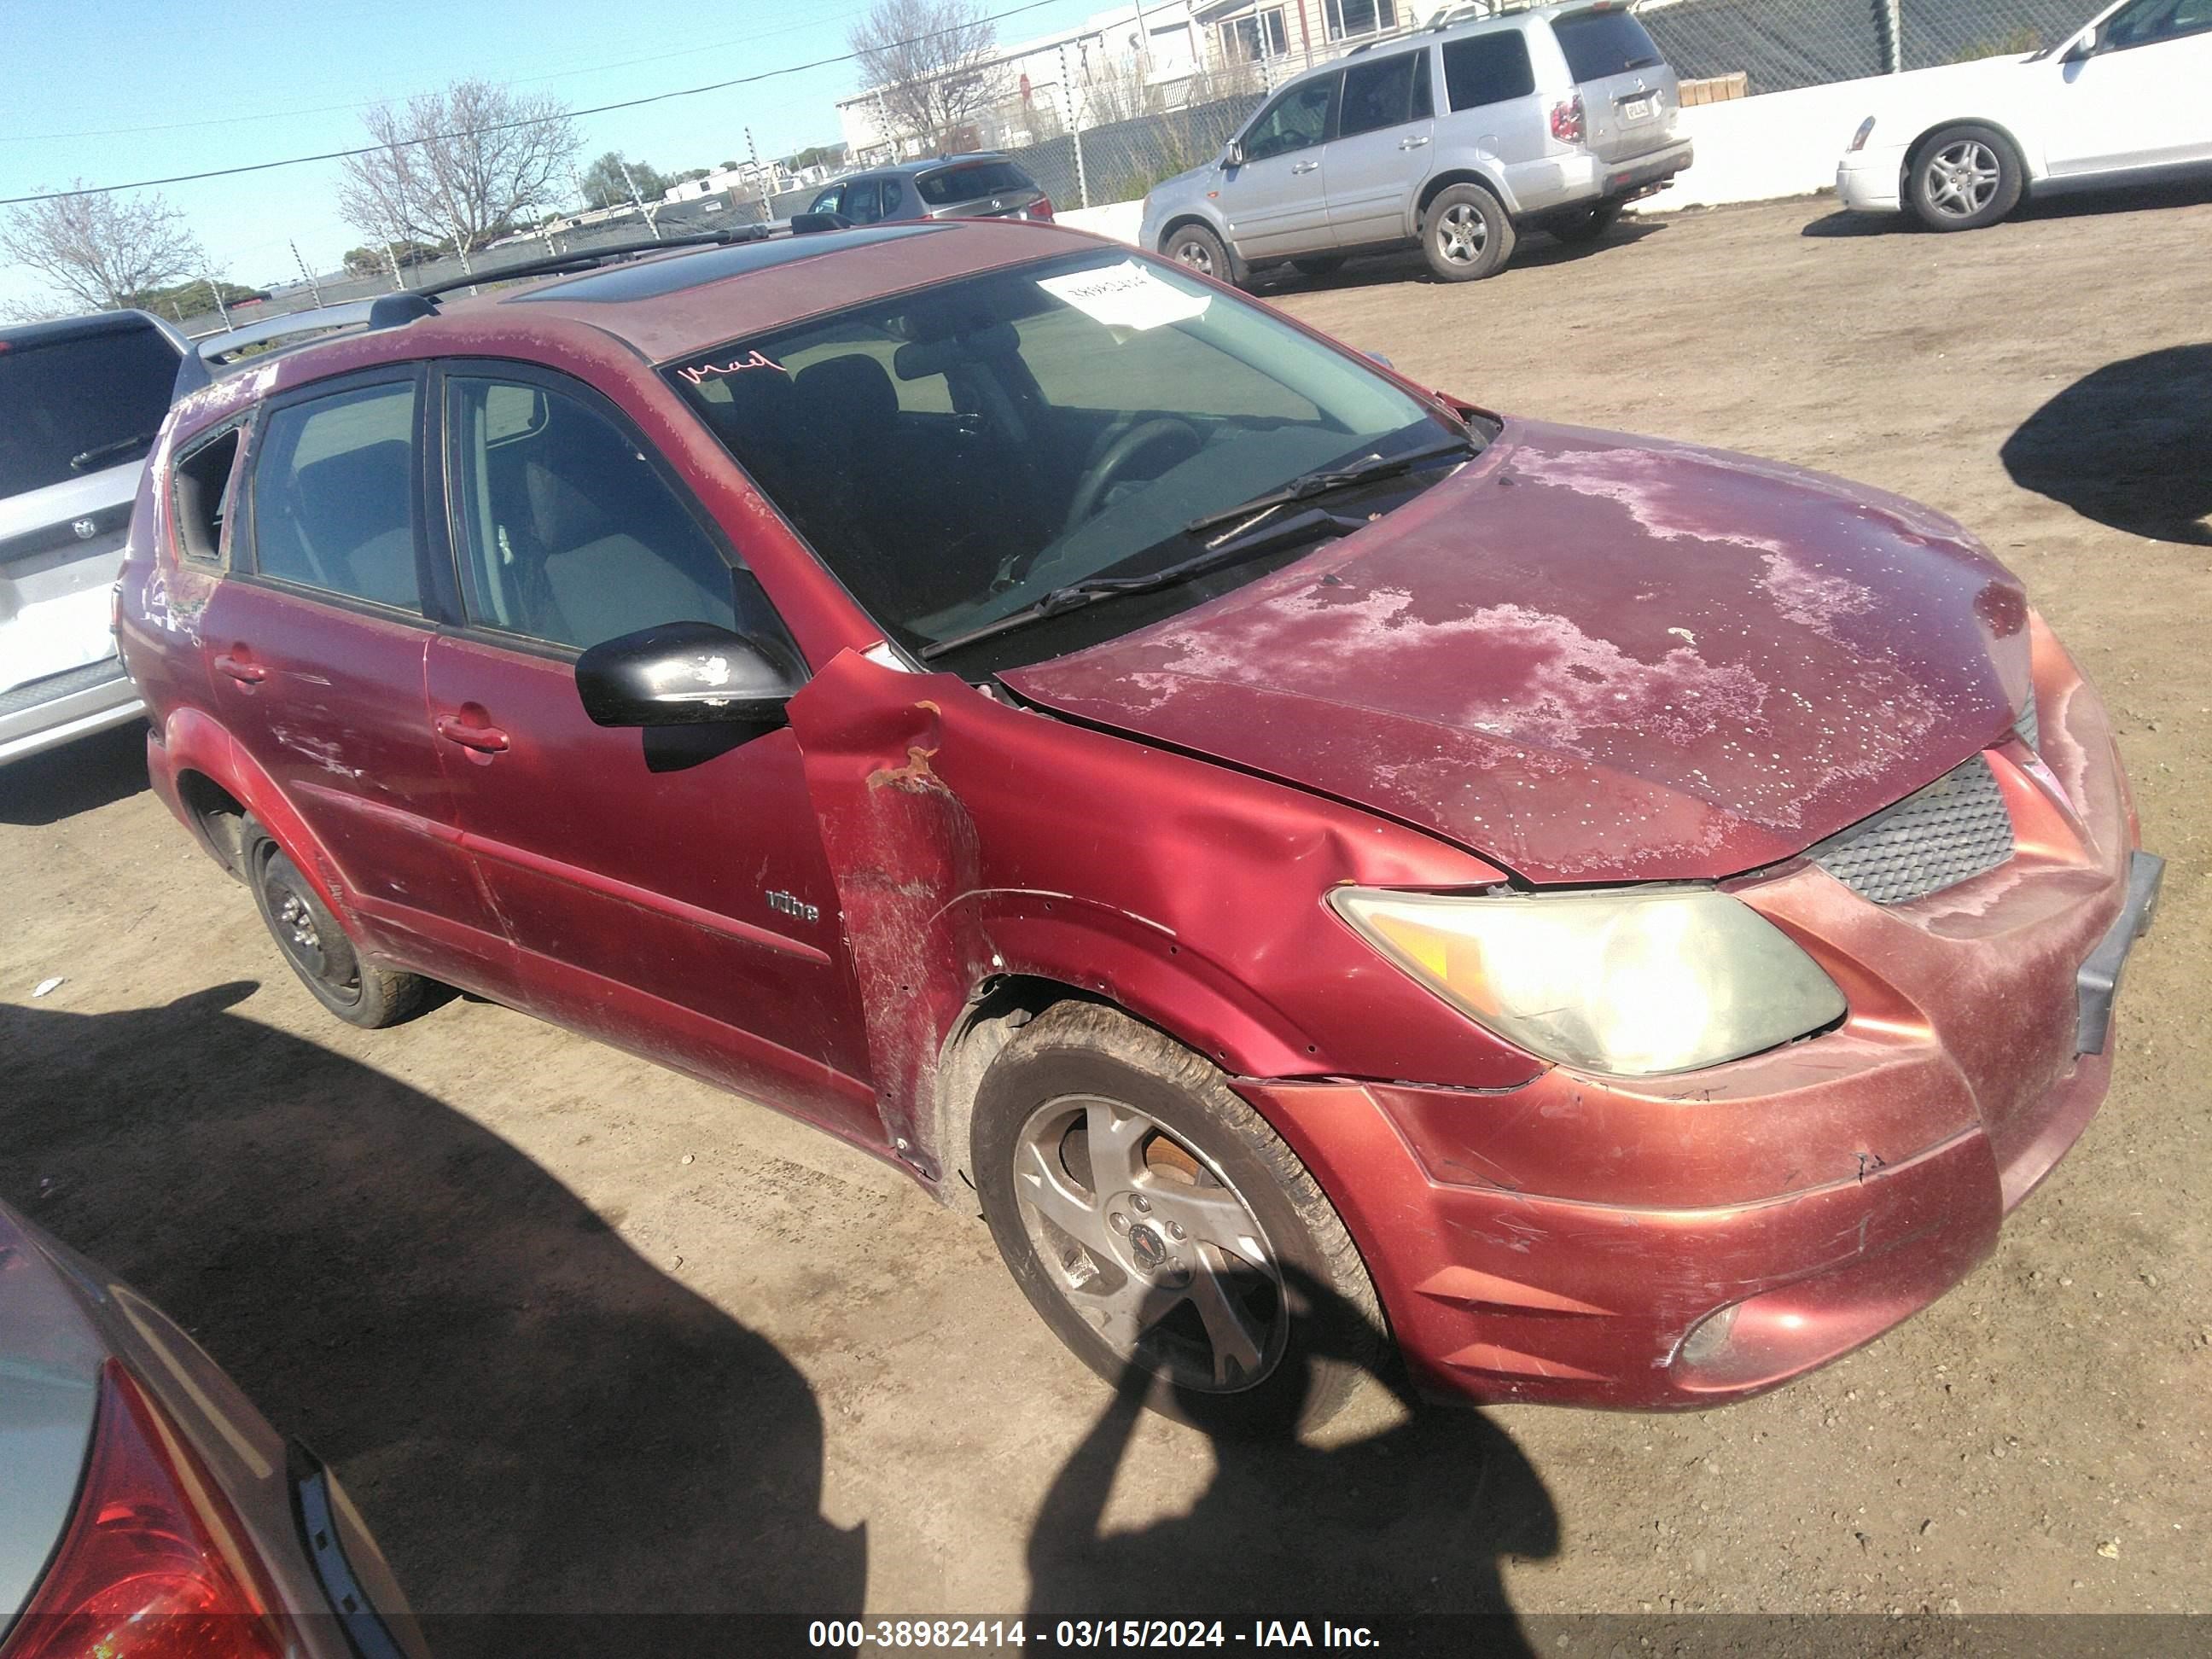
[0,0,1103,310]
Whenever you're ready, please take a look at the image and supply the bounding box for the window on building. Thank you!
[1217,8,1288,63]
[1324,0,1397,43]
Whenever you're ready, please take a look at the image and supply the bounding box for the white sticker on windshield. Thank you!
[1037,261,1211,332]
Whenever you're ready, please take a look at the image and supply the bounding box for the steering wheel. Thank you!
[1058,417,1204,540]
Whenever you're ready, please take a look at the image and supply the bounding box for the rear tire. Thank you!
[1549,200,1621,245]
[1420,183,1516,282]
[1906,124,2023,231]
[1162,223,1240,288]
[972,1002,1386,1435]
[243,823,436,1029]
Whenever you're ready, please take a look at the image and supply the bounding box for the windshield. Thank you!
[0,320,178,498]
[667,248,1465,670]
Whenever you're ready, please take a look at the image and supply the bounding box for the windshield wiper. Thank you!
[1182,433,1475,538]
[69,430,158,472]
[918,506,1369,661]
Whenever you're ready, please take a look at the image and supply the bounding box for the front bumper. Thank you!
[1240,619,2153,1409]
[1837,143,1909,212]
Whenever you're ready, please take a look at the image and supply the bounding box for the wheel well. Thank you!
[1155,213,1220,255]
[1416,169,1506,221]
[1902,118,2028,190]
[176,770,252,876]
[927,974,1114,1214]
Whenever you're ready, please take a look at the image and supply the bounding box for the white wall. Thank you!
[1624,75,1892,214]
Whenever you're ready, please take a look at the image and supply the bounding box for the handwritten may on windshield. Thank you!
[678,350,786,387]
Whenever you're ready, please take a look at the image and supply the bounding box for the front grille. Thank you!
[1809,754,2014,905]
[0,656,130,719]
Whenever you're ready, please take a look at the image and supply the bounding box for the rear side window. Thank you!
[0,322,178,498]
[172,425,242,565]
[881,178,905,216]
[248,381,422,613]
[845,179,885,224]
[1443,31,1537,108]
[1550,10,1665,81]
[1339,51,1430,137]
[914,161,1033,204]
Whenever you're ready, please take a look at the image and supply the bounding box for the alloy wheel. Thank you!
[1436,202,1489,265]
[1012,1093,1285,1392]
[1924,139,2001,220]
[1171,237,1215,277]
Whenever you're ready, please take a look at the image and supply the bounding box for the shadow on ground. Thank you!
[2002,343,2212,546]
[1804,172,2212,237]
[1255,216,1667,295]
[0,987,863,1650]
[0,719,148,825]
[1028,1270,1557,1652]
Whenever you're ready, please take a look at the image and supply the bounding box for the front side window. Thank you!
[1443,30,1537,108]
[1339,51,1427,137]
[1243,76,1341,160]
[669,250,1467,673]
[810,185,843,214]
[248,381,421,613]
[445,375,736,651]
[844,179,886,224]
[2105,0,2212,48]
[1324,0,1398,42]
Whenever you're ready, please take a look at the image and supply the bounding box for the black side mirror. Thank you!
[1225,141,1246,168]
[574,620,806,729]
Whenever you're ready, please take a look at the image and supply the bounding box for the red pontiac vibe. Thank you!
[117,221,2161,1428]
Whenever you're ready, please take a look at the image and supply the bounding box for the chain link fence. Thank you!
[1640,0,2090,95]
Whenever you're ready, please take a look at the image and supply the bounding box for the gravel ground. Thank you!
[2,186,2206,1645]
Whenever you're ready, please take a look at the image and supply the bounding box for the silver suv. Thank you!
[2,310,186,766]
[1141,2,1692,285]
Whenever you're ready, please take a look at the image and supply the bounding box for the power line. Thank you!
[0,0,1070,207]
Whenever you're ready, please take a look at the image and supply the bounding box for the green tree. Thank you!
[579,151,671,209]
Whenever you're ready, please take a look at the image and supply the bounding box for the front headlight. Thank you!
[1329,886,1847,1077]
[1848,116,1877,152]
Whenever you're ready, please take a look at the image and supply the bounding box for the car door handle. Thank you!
[214,652,267,684]
[1400,135,1431,149]
[434,713,510,754]
[1291,160,1319,174]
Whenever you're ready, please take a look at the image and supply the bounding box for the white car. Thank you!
[1836,0,2212,230]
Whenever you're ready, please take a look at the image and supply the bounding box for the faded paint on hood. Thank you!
[1003,419,2030,883]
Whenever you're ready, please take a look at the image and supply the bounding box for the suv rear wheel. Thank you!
[1163,223,1237,288]
[972,1002,1386,1433]
[243,823,437,1028]
[1421,183,1516,282]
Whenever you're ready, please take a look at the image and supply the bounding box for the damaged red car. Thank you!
[118,221,2161,1428]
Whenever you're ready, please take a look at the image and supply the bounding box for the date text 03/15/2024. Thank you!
[808,1621,1381,1649]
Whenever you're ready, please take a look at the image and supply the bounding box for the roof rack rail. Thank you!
[402,226,769,302]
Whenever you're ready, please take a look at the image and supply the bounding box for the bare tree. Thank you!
[848,0,1004,154]
[1080,55,1168,126]
[337,79,581,274]
[0,185,205,314]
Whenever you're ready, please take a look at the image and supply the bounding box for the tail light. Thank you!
[0,1362,290,1659]
[1550,94,1586,143]
[1030,195,1055,221]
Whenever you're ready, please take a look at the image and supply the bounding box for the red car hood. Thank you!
[1003,419,2032,883]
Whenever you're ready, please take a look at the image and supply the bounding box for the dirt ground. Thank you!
[3,187,2209,1642]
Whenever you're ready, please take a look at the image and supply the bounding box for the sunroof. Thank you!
[511,224,949,305]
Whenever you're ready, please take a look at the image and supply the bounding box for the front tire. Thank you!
[973,1002,1385,1434]
[1162,222,1240,288]
[1906,125,2023,231]
[1420,183,1516,281]
[243,824,436,1028]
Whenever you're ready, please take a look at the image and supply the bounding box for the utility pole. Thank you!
[618,157,663,241]
[1059,44,1090,207]
[288,241,324,306]
[203,273,232,330]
